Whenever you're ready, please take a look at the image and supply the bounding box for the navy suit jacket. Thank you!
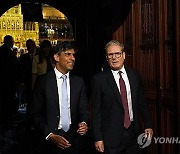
[91,66,152,147]
[31,70,90,140]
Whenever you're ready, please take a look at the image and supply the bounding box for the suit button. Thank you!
[55,128,57,130]
[57,116,59,118]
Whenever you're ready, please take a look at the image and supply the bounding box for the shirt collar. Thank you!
[111,65,126,75]
[54,67,70,79]
[119,65,126,74]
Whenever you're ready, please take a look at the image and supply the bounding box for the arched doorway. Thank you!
[0,3,74,51]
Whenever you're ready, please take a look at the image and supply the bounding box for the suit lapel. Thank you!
[105,69,122,105]
[125,67,137,107]
[47,71,59,110]
[69,73,75,110]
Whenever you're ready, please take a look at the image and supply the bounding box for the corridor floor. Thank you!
[0,110,96,154]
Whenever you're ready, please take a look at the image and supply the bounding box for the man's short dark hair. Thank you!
[3,35,13,44]
[26,39,35,46]
[53,41,77,55]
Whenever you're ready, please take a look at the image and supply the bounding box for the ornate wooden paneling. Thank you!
[159,0,174,95]
[161,105,175,154]
[157,0,177,152]
[135,2,158,153]
[139,0,157,89]
[140,0,156,47]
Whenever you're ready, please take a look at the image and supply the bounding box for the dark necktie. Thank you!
[119,71,131,129]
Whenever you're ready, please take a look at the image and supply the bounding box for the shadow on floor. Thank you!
[0,111,97,154]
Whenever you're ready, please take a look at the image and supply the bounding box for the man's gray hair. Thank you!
[105,40,124,51]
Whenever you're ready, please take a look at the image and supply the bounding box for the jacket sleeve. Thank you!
[78,78,90,125]
[91,76,103,142]
[30,75,51,138]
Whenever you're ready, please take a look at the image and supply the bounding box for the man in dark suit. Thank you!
[0,35,19,133]
[19,39,37,114]
[30,41,89,154]
[19,39,37,97]
[91,40,153,154]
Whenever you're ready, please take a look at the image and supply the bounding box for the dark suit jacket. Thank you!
[91,66,152,147]
[31,70,89,141]
[0,44,19,128]
[0,44,19,89]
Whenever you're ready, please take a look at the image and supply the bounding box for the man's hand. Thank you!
[77,122,88,135]
[145,128,153,139]
[95,140,104,153]
[49,134,71,149]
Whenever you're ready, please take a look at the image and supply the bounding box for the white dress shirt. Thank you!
[111,65,133,121]
[54,67,72,129]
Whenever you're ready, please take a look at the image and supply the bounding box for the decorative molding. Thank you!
[140,0,154,46]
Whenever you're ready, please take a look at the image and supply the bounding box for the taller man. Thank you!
[91,40,153,154]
